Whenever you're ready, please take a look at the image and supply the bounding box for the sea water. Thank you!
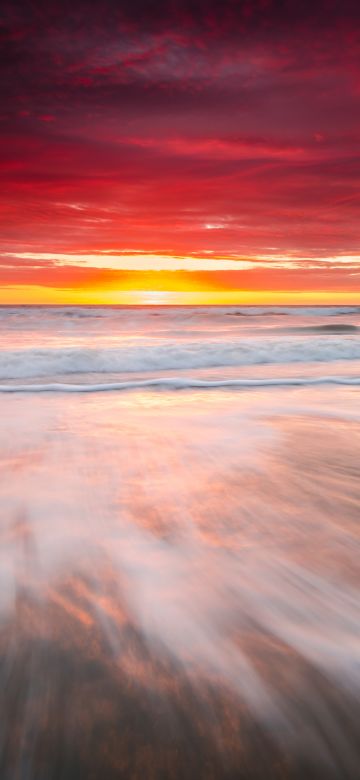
[0,305,359,778]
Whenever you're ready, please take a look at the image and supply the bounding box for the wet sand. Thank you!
[0,386,359,779]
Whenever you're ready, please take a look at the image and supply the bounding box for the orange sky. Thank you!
[1,250,360,305]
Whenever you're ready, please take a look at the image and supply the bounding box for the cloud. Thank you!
[1,0,360,297]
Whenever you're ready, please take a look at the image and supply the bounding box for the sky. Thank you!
[1,0,360,304]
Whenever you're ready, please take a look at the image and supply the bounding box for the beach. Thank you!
[0,305,360,778]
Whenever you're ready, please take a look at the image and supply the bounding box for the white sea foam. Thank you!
[1,385,360,774]
[1,375,360,392]
[1,335,360,380]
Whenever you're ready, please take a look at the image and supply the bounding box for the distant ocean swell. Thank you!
[1,305,360,321]
[1,336,360,380]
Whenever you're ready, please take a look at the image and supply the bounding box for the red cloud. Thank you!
[1,0,360,297]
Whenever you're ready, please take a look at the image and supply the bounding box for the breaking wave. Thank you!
[1,336,360,380]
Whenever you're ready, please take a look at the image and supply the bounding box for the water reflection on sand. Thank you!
[0,387,360,779]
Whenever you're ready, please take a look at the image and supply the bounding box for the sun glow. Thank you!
[140,291,174,305]
[1,285,360,306]
[2,251,360,305]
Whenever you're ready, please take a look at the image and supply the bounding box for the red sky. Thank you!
[1,0,360,303]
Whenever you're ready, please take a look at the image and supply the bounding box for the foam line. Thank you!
[0,376,360,393]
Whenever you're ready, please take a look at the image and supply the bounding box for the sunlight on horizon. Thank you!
[1,285,360,306]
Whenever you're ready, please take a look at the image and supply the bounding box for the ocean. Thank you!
[1,305,360,778]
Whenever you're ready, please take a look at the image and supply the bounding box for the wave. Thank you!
[286,324,359,334]
[1,305,360,322]
[223,306,360,317]
[1,375,360,393]
[1,336,360,380]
